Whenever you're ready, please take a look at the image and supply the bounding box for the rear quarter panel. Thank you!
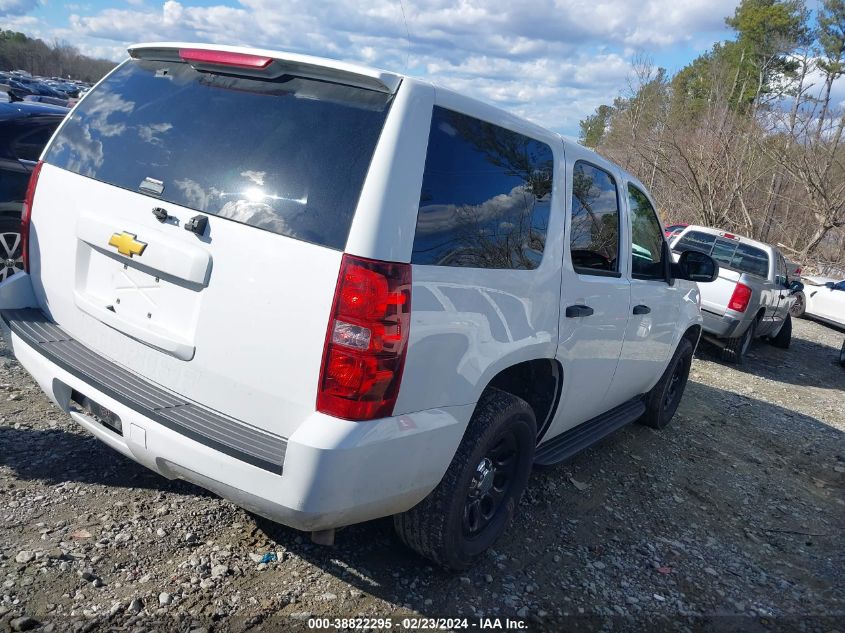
[392,88,564,415]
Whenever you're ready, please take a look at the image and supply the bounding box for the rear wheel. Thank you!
[640,338,693,429]
[769,314,792,349]
[393,388,536,570]
[789,291,806,318]
[722,319,756,365]
[0,216,23,282]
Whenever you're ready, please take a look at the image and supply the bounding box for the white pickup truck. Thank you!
[0,43,718,569]
[670,226,803,363]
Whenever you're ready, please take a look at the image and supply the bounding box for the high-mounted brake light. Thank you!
[728,282,752,312]
[21,160,43,273]
[178,48,273,69]
[317,254,411,421]
[722,233,737,240]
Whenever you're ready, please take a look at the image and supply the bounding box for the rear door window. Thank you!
[411,107,553,269]
[43,59,393,250]
[570,161,620,275]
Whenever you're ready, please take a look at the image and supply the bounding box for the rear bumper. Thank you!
[700,308,752,340]
[1,307,470,531]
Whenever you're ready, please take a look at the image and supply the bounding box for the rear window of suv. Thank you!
[43,58,393,250]
[673,230,769,278]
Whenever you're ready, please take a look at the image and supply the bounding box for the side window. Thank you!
[411,107,553,269]
[570,161,620,275]
[775,254,788,286]
[12,122,60,162]
[834,280,845,291]
[627,184,665,280]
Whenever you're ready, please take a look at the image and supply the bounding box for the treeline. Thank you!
[580,0,845,267]
[0,30,116,83]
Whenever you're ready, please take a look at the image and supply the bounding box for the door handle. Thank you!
[633,304,651,315]
[566,304,594,318]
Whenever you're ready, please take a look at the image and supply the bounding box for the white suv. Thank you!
[0,44,717,569]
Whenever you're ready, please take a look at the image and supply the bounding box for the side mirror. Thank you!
[789,280,804,295]
[672,250,719,283]
[825,281,835,289]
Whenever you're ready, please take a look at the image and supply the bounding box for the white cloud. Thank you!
[0,0,39,17]
[8,0,747,134]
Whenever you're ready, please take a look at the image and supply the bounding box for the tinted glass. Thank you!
[673,230,717,254]
[710,238,738,267]
[673,231,768,278]
[570,161,619,274]
[628,184,664,279]
[44,59,392,250]
[12,121,61,161]
[411,107,553,269]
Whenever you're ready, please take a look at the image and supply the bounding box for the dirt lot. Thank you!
[0,318,843,632]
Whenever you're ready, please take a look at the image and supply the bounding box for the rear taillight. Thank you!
[21,160,43,273]
[728,282,752,312]
[317,254,411,421]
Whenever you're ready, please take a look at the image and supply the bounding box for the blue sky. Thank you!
[0,0,787,135]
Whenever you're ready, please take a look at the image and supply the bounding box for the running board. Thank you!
[534,397,646,466]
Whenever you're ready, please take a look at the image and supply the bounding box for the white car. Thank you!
[0,42,717,569]
[792,276,845,328]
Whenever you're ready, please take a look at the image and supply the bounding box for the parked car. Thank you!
[664,222,688,238]
[791,276,845,328]
[670,226,802,363]
[786,259,802,278]
[0,102,68,281]
[0,43,718,569]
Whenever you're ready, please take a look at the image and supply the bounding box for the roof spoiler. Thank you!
[127,43,401,94]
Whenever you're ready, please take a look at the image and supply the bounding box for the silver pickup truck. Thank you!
[670,226,803,363]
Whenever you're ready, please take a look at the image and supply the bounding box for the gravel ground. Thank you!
[0,318,843,632]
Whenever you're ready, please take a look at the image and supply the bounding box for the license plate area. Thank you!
[77,245,200,339]
[70,389,123,435]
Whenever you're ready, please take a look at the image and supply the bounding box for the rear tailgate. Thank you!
[25,51,394,438]
[698,267,741,316]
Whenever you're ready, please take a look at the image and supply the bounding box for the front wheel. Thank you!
[769,314,792,349]
[393,388,536,570]
[640,337,693,429]
[840,339,845,367]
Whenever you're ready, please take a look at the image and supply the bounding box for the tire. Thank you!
[640,337,693,429]
[789,291,806,318]
[393,388,536,570]
[839,339,845,368]
[769,314,792,349]
[0,216,24,282]
[722,319,756,365]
